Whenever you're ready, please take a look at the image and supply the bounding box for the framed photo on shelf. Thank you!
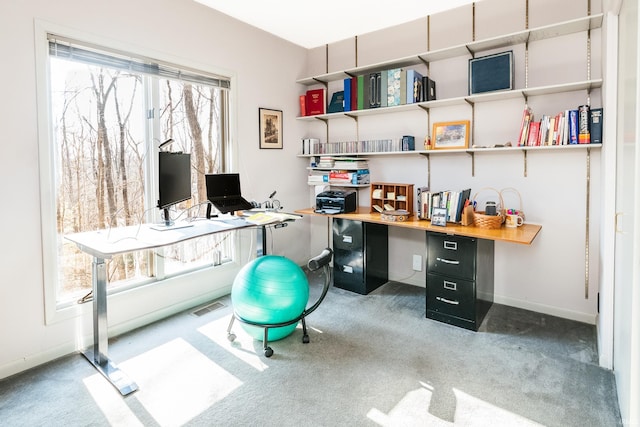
[259,108,283,149]
[431,207,448,226]
[432,120,470,150]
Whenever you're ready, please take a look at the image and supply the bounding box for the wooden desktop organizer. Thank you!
[370,182,414,215]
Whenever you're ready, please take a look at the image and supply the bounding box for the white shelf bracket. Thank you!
[313,117,329,143]
[312,77,329,87]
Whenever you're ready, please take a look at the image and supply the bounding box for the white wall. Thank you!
[303,0,604,324]
[612,0,640,424]
[0,0,310,379]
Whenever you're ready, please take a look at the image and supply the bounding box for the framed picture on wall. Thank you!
[432,120,470,150]
[259,108,283,149]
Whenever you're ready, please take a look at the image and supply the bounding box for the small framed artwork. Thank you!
[432,120,470,150]
[259,108,283,149]
[431,207,448,227]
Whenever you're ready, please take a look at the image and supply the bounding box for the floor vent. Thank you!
[192,301,226,317]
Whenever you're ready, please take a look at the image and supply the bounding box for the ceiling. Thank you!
[194,0,477,49]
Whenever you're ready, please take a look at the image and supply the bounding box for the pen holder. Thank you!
[500,187,525,221]
[471,187,505,229]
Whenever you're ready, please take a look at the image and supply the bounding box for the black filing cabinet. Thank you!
[333,218,388,294]
[426,231,494,331]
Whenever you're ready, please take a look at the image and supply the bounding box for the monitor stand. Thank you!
[207,202,241,219]
[149,222,193,231]
[149,208,194,231]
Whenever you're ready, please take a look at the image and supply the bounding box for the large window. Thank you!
[46,34,234,306]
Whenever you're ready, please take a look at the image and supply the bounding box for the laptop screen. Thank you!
[206,173,242,200]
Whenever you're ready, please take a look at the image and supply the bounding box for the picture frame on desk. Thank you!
[259,108,283,149]
[432,120,470,150]
[431,207,448,227]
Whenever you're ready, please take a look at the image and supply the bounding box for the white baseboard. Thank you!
[0,286,233,381]
[492,294,596,325]
[0,341,78,381]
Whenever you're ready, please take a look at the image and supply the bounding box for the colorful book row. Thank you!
[417,188,472,223]
[517,105,603,147]
[298,68,436,117]
[308,169,370,185]
[302,139,416,155]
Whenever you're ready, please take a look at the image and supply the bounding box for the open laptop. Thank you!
[205,173,253,217]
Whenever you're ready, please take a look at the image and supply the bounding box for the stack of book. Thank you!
[307,157,370,186]
[299,68,436,117]
[300,88,326,116]
[418,188,471,223]
[517,106,603,146]
[333,158,368,169]
[329,169,370,185]
[307,170,329,185]
[317,156,335,168]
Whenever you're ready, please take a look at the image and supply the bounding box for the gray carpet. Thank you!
[0,271,621,426]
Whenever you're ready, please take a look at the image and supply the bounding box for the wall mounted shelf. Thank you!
[297,79,602,122]
[297,143,601,158]
[296,14,603,86]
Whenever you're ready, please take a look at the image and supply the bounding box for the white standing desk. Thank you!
[66,217,255,395]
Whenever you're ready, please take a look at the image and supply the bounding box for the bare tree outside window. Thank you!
[49,52,231,304]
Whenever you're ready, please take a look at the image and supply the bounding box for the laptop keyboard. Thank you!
[213,198,252,212]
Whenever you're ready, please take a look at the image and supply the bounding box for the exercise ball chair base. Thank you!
[227,248,333,357]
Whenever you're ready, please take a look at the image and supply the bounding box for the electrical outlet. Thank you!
[412,254,422,271]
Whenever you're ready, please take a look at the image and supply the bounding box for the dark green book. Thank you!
[328,91,345,113]
[357,75,365,110]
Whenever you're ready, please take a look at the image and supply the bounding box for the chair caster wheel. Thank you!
[302,334,310,344]
[227,333,236,342]
[264,347,273,357]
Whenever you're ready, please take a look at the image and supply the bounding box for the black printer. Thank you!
[315,190,357,214]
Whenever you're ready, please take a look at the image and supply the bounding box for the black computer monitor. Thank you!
[158,151,192,226]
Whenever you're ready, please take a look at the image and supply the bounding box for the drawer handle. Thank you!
[444,241,458,250]
[436,296,459,305]
[436,257,459,265]
[342,235,352,244]
[443,281,457,291]
[342,265,353,273]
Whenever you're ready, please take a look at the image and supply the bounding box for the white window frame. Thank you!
[35,20,247,326]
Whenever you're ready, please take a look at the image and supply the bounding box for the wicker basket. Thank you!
[500,187,525,221]
[472,187,505,229]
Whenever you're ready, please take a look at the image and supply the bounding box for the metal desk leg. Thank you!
[81,257,138,396]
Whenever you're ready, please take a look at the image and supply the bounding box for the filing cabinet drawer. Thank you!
[332,219,388,295]
[333,248,365,293]
[426,273,475,321]
[333,218,363,251]
[427,232,476,280]
[334,248,363,277]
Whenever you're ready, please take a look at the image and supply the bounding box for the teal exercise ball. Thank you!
[232,255,309,341]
